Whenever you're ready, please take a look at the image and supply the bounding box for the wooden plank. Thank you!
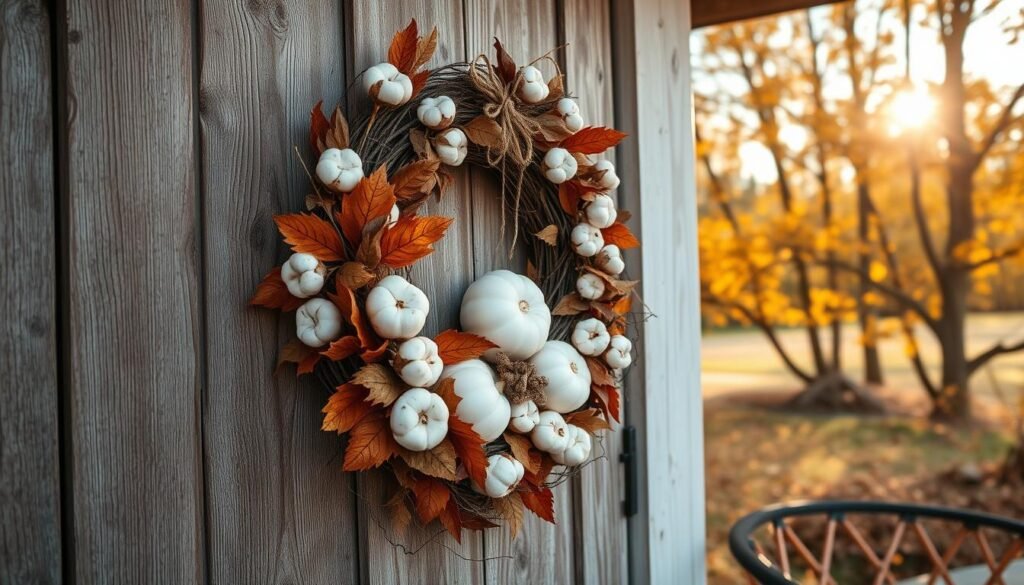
[198,1,360,583]
[0,1,61,583]
[691,0,844,28]
[346,3,483,584]
[614,0,707,582]
[561,1,629,583]
[461,3,577,583]
[62,0,204,582]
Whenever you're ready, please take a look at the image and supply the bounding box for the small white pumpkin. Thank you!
[363,62,413,106]
[316,148,364,193]
[434,127,468,166]
[570,223,604,257]
[576,273,606,300]
[417,95,456,130]
[390,388,449,452]
[556,98,584,133]
[517,65,550,103]
[365,275,429,340]
[393,337,443,387]
[295,298,343,348]
[595,244,625,276]
[476,453,525,498]
[459,270,551,361]
[508,400,540,433]
[439,359,510,442]
[531,410,570,453]
[280,252,326,298]
[529,341,592,413]
[585,194,617,229]
[542,147,578,184]
[592,159,620,190]
[605,335,633,369]
[551,424,592,466]
[571,318,610,357]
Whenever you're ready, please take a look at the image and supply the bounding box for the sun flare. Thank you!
[888,87,937,134]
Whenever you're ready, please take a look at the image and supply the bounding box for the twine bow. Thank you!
[494,351,547,406]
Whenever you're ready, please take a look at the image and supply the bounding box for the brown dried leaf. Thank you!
[503,432,539,474]
[409,128,434,159]
[547,74,564,99]
[526,260,540,284]
[534,224,558,246]
[492,492,524,538]
[355,216,386,268]
[586,357,616,387]
[320,335,361,361]
[493,38,517,84]
[566,408,612,433]
[536,114,574,142]
[354,363,405,407]
[342,411,398,471]
[552,292,590,316]
[463,115,504,149]
[385,486,412,537]
[413,26,438,71]
[337,261,374,290]
[324,105,350,150]
[392,159,441,200]
[400,440,458,481]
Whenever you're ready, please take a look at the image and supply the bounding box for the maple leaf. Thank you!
[322,383,373,434]
[434,330,497,365]
[412,476,450,523]
[561,126,627,154]
[342,411,398,471]
[379,215,453,268]
[438,499,463,543]
[274,213,346,261]
[250,267,304,311]
[391,159,440,200]
[566,408,612,433]
[519,486,555,523]
[388,19,419,74]
[492,492,524,538]
[310,100,330,154]
[601,223,640,250]
[447,414,489,487]
[339,165,396,247]
[353,363,405,407]
[534,225,558,246]
[492,38,517,84]
[399,440,457,481]
[320,335,361,361]
[276,338,317,377]
[552,292,590,316]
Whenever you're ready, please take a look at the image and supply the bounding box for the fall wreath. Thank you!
[251,20,640,540]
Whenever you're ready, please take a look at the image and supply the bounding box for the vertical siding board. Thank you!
[198,1,360,583]
[0,1,61,583]
[460,3,575,583]
[63,0,203,582]
[347,3,483,584]
[561,1,629,582]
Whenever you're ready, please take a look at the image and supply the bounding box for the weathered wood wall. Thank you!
[2,0,638,583]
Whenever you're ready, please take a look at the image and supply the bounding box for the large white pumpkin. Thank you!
[439,359,510,442]
[459,270,551,361]
[529,341,591,413]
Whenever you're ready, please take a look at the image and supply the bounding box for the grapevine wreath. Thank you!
[251,20,641,540]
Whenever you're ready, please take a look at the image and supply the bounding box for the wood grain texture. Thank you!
[63,0,203,582]
[199,1,360,583]
[462,3,577,582]
[0,1,61,583]
[347,3,483,583]
[616,0,707,582]
[561,1,629,583]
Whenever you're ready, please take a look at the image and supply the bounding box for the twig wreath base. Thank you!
[251,20,642,543]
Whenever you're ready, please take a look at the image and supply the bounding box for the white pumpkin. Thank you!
[508,400,539,433]
[576,273,606,300]
[529,341,591,413]
[585,194,617,229]
[459,270,551,361]
[517,65,550,103]
[280,252,326,298]
[390,388,449,452]
[365,275,429,340]
[476,453,525,498]
[571,223,604,257]
[592,159,620,190]
[605,335,633,369]
[551,424,592,466]
[295,298,343,348]
[439,359,510,442]
[393,337,443,387]
[571,318,610,356]
[595,244,625,276]
[531,410,570,453]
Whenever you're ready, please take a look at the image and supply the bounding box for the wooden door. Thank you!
[1,0,704,582]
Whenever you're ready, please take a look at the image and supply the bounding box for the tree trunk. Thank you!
[857,182,884,385]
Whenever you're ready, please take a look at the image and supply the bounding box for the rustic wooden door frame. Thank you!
[613,0,707,583]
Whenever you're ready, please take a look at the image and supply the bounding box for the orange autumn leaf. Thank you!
[411,476,450,523]
[296,351,321,376]
[612,294,633,316]
[250,267,304,311]
[601,223,640,250]
[560,126,627,154]
[322,383,373,434]
[320,335,361,361]
[391,159,440,200]
[328,276,383,355]
[310,100,330,154]
[342,411,398,471]
[447,414,489,488]
[434,330,497,365]
[592,383,621,423]
[388,19,419,74]
[379,215,453,268]
[523,454,556,487]
[520,486,555,523]
[339,165,396,247]
[274,213,346,261]
[439,499,463,543]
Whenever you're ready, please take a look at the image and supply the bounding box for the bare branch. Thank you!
[964,241,1024,270]
[974,82,1024,164]
[815,256,940,333]
[908,150,946,281]
[969,338,1024,375]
